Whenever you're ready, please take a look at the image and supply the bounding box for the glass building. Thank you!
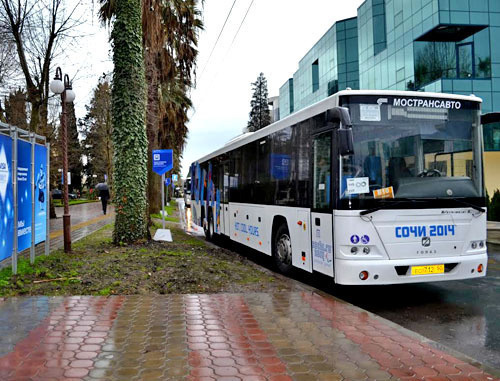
[279,18,359,119]
[278,0,500,194]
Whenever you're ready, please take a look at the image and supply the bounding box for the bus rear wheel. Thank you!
[273,223,293,274]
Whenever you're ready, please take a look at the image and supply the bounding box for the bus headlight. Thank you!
[471,241,477,249]
[351,247,358,254]
[479,241,484,248]
[363,247,370,255]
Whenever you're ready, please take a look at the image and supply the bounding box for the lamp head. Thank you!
[64,74,75,103]
[50,67,64,94]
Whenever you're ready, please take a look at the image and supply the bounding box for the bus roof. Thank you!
[193,90,482,165]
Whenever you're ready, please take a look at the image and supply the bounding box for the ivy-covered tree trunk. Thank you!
[111,0,148,243]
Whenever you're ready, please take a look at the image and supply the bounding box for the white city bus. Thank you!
[188,90,487,285]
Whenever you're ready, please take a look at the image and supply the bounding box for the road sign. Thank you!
[172,174,178,182]
[152,149,173,175]
[165,177,171,186]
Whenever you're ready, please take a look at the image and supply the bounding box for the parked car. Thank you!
[52,189,78,200]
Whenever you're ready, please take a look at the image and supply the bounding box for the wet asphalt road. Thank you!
[180,202,500,371]
[328,244,500,371]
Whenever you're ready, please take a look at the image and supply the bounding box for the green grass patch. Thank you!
[151,199,179,222]
[53,199,99,207]
[0,218,293,296]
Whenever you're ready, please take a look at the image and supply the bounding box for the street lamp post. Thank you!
[50,67,76,253]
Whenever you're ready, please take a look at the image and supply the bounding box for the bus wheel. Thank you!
[273,223,293,274]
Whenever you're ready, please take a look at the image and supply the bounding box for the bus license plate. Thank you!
[411,264,444,276]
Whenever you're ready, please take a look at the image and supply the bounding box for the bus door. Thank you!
[311,131,334,277]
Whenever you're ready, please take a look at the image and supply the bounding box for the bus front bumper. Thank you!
[334,253,487,285]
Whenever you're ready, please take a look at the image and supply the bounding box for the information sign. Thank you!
[152,149,173,175]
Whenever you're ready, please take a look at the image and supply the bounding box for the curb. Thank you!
[179,202,500,376]
[312,286,500,378]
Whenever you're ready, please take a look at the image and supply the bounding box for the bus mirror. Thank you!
[327,107,352,128]
[338,128,354,156]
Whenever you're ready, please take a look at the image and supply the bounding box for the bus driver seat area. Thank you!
[388,157,412,190]
[363,146,382,188]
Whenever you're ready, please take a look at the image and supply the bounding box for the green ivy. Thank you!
[110,0,148,243]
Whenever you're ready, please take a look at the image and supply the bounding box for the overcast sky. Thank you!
[68,0,364,177]
[182,0,364,176]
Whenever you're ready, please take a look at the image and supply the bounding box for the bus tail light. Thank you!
[359,271,369,281]
[477,264,483,273]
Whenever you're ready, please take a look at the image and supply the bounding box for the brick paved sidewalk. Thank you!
[0,292,498,381]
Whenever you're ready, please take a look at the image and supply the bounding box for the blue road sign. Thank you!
[172,174,178,182]
[152,149,173,175]
[165,177,171,186]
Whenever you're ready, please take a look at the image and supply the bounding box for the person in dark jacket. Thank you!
[97,183,110,215]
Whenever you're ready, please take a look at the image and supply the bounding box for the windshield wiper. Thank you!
[359,199,423,216]
[359,197,484,216]
[445,197,484,213]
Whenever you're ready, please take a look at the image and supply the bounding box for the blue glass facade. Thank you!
[278,0,500,116]
[279,18,359,119]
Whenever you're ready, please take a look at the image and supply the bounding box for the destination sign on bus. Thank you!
[393,98,462,110]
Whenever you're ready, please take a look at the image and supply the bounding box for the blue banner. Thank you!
[34,144,47,244]
[17,139,32,252]
[0,134,14,261]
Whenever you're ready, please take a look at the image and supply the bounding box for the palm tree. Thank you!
[142,0,202,215]
[99,0,203,235]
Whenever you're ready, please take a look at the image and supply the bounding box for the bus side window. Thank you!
[271,126,295,206]
[296,119,312,207]
[229,149,242,202]
[256,138,272,204]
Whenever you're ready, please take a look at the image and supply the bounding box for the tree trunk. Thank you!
[111,0,148,243]
[145,50,161,217]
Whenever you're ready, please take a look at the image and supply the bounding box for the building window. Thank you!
[484,123,500,152]
[414,27,491,89]
[312,59,319,92]
[457,42,474,78]
[372,0,387,55]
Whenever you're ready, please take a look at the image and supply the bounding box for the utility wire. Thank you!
[198,0,238,82]
[191,0,255,119]
[228,0,254,48]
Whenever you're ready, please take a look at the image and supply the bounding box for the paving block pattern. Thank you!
[0,292,498,381]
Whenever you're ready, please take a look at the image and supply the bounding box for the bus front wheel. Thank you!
[273,223,293,274]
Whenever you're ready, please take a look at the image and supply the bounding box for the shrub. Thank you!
[488,189,500,221]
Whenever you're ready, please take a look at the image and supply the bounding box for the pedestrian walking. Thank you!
[96,182,110,215]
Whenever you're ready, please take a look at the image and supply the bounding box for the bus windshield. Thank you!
[339,95,483,206]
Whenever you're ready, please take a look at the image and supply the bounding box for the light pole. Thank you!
[50,67,76,252]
